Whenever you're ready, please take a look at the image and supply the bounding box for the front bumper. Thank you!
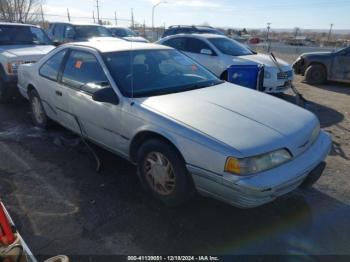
[293,58,306,75]
[264,80,292,93]
[189,131,332,208]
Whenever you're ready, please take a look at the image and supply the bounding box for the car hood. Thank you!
[238,53,290,68]
[123,36,149,43]
[137,82,317,157]
[301,51,333,58]
[0,45,55,59]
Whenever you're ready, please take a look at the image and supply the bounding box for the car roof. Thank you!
[50,22,103,26]
[190,33,227,39]
[104,25,131,29]
[0,22,39,27]
[162,33,227,40]
[65,41,172,53]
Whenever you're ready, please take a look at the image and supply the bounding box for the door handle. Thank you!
[55,91,62,96]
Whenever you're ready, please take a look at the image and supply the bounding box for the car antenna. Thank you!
[129,38,134,105]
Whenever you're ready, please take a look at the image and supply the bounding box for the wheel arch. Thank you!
[27,83,36,94]
[129,130,185,164]
[220,70,228,80]
[307,62,328,79]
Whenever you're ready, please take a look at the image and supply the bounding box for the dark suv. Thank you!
[162,25,224,38]
[47,22,112,45]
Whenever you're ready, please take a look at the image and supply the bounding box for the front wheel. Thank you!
[137,139,194,206]
[29,89,49,129]
[304,64,326,85]
[0,79,11,103]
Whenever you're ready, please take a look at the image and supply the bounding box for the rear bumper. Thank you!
[189,131,332,208]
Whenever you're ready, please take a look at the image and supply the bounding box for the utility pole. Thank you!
[152,1,167,40]
[40,5,45,25]
[67,8,71,22]
[266,22,271,52]
[93,10,95,23]
[328,23,334,42]
[96,0,101,25]
[114,11,117,25]
[131,8,134,30]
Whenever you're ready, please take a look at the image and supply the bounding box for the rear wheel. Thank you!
[29,89,49,129]
[0,79,11,103]
[137,139,194,206]
[305,64,326,85]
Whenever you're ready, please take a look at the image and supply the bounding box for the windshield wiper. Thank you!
[134,80,224,98]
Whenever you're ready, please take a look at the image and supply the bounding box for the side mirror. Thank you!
[92,88,119,105]
[200,49,213,56]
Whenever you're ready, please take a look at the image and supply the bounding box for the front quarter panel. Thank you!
[125,101,242,180]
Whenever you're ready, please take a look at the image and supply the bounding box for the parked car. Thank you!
[157,34,294,93]
[47,22,112,45]
[0,22,55,103]
[293,46,350,84]
[18,41,331,208]
[162,25,225,38]
[105,26,149,43]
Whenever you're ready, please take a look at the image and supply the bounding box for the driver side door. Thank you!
[331,48,350,83]
[182,37,221,76]
[59,49,126,153]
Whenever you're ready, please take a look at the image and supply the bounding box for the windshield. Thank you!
[103,49,222,98]
[74,25,111,39]
[110,28,137,37]
[0,25,52,45]
[209,38,253,56]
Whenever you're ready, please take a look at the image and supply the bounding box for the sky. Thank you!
[44,0,350,30]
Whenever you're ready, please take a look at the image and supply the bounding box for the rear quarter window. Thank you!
[39,50,67,81]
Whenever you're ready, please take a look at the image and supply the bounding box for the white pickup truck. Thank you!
[0,22,55,103]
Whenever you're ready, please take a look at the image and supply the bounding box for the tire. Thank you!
[137,139,195,206]
[305,64,326,85]
[220,71,228,81]
[29,89,49,129]
[0,79,11,103]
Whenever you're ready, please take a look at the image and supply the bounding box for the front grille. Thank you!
[22,61,36,64]
[277,70,293,80]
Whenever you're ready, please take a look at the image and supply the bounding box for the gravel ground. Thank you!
[0,74,349,260]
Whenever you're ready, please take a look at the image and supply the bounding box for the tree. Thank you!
[0,0,45,23]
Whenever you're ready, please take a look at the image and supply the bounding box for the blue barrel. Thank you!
[227,64,265,91]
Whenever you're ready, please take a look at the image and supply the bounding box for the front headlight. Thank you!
[264,71,272,79]
[6,61,24,75]
[310,122,321,145]
[225,149,292,176]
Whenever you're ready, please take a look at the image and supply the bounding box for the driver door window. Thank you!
[61,50,110,94]
[64,25,76,41]
[184,38,215,55]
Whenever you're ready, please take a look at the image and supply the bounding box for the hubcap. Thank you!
[144,152,176,196]
[312,70,322,81]
[31,96,45,124]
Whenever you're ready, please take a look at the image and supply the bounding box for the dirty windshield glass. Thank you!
[103,49,222,97]
[111,28,137,37]
[209,38,253,56]
[75,25,111,39]
[0,25,52,45]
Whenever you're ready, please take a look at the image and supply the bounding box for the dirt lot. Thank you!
[0,74,349,260]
